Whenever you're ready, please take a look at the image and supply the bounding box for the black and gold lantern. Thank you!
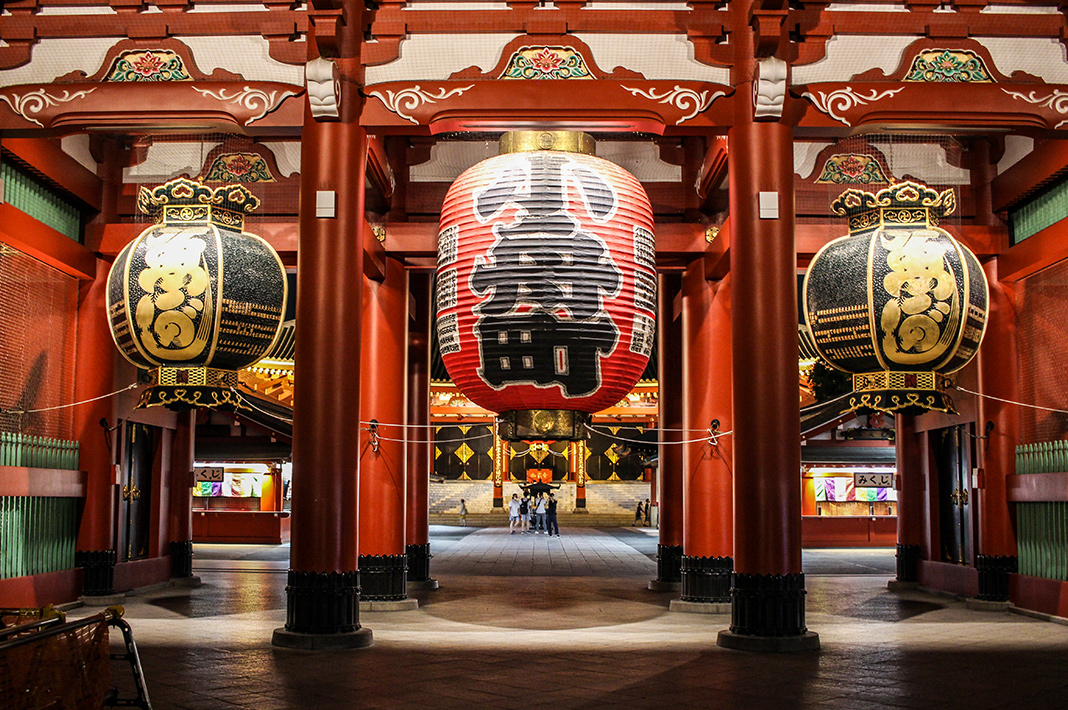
[803,181,988,414]
[106,178,287,410]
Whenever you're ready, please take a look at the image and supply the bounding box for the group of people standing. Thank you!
[508,492,560,536]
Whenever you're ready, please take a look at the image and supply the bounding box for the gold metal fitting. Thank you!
[705,226,720,244]
[371,225,386,242]
[499,131,595,155]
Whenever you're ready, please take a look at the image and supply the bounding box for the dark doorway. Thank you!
[120,422,157,562]
[935,424,972,565]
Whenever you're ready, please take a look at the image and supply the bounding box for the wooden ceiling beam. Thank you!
[991,139,1068,213]
[2,137,103,212]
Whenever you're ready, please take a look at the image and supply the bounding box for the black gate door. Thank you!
[120,422,156,562]
[936,424,972,565]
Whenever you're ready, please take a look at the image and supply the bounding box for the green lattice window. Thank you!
[1010,177,1068,245]
[0,159,83,243]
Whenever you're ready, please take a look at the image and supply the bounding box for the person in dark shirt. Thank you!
[643,498,651,526]
[635,501,644,526]
[546,493,560,537]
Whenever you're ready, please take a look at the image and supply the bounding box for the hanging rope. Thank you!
[951,384,1068,416]
[0,383,140,416]
[357,420,440,429]
[363,429,494,444]
[584,423,732,446]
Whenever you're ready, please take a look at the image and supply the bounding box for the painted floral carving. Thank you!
[107,50,192,82]
[904,49,993,83]
[204,153,275,184]
[501,47,593,80]
[816,154,890,185]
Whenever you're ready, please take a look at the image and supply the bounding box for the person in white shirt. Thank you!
[508,493,521,534]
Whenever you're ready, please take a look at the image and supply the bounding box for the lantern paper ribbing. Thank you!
[436,134,655,440]
[803,181,988,414]
[107,178,287,410]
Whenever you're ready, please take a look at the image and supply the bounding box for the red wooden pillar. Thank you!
[406,271,436,586]
[679,264,733,602]
[652,272,684,588]
[167,411,195,579]
[719,77,816,649]
[975,257,1019,599]
[893,414,925,584]
[274,14,372,646]
[73,258,118,596]
[359,257,410,601]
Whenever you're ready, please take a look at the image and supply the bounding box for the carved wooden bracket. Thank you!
[0,81,303,132]
[362,80,733,134]
[796,81,1068,131]
[750,6,789,58]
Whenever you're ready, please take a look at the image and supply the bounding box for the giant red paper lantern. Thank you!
[436,132,656,440]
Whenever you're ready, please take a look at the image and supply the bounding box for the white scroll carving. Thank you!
[801,86,904,126]
[0,88,96,126]
[620,85,725,125]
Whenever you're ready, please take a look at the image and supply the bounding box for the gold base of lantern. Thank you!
[497,410,590,442]
[849,371,956,416]
[137,367,248,412]
[499,131,595,156]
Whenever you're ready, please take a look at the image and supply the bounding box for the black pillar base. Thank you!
[976,554,1017,602]
[896,543,921,583]
[729,572,808,637]
[75,549,116,596]
[656,544,683,584]
[575,496,586,509]
[680,555,732,603]
[283,570,361,635]
[406,543,433,582]
[169,540,194,578]
[359,554,408,601]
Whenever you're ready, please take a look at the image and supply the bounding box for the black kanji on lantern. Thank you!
[469,153,622,398]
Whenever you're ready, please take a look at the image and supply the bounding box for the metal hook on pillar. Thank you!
[369,419,380,453]
[708,418,721,446]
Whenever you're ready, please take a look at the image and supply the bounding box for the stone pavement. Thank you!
[98,527,1068,709]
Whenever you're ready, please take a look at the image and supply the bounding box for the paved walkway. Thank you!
[96,527,1068,709]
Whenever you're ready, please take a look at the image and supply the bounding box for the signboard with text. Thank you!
[194,466,224,483]
[854,472,894,489]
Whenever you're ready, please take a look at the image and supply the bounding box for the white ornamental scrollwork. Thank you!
[192,85,299,126]
[621,85,725,125]
[367,85,475,125]
[801,86,904,126]
[0,88,97,127]
[1003,88,1068,128]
